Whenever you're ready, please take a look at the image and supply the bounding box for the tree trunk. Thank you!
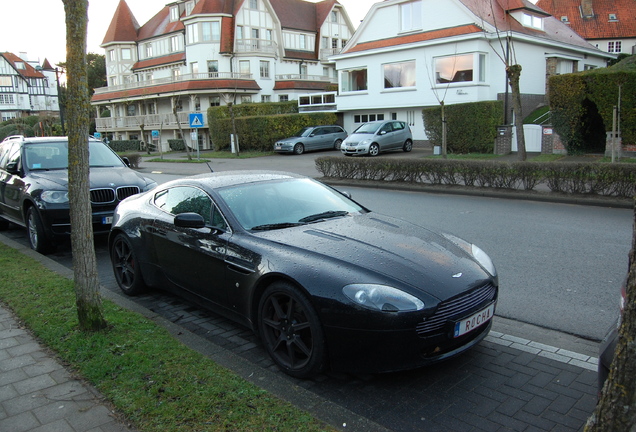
[173,102,192,160]
[586,198,636,431]
[507,64,526,161]
[63,0,107,331]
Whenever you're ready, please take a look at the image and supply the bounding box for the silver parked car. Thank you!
[274,125,347,155]
[341,120,413,156]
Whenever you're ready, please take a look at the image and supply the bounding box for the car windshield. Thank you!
[218,178,366,231]
[25,141,126,170]
[354,123,381,134]
[292,127,313,138]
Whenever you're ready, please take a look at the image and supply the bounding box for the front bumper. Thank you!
[341,144,369,155]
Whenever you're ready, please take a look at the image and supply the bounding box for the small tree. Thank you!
[63,0,107,331]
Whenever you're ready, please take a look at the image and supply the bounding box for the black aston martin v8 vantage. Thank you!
[109,171,498,378]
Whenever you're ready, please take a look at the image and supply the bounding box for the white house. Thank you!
[0,52,60,122]
[327,0,612,142]
[92,0,355,150]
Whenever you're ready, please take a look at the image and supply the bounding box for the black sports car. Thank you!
[109,171,498,378]
[0,136,157,253]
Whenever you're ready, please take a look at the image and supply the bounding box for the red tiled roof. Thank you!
[132,53,186,71]
[91,79,261,103]
[273,80,332,90]
[137,6,183,41]
[344,25,483,54]
[102,0,140,44]
[0,52,45,79]
[536,0,636,39]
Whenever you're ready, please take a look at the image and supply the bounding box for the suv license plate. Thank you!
[454,303,495,338]
[102,216,113,224]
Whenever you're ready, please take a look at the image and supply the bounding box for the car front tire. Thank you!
[368,143,380,157]
[111,233,146,296]
[258,281,326,378]
[293,143,305,155]
[334,139,343,150]
[26,207,53,254]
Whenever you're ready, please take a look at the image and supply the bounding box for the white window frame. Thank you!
[400,1,422,32]
[383,60,416,89]
[341,68,368,92]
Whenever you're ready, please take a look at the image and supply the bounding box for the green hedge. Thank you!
[207,103,338,151]
[168,139,186,151]
[422,101,503,154]
[109,140,141,152]
[315,157,636,197]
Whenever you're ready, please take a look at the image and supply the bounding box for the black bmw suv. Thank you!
[0,136,157,253]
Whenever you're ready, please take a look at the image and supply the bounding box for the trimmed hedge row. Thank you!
[109,140,141,152]
[315,157,636,197]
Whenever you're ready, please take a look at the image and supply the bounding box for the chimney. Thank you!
[581,0,594,18]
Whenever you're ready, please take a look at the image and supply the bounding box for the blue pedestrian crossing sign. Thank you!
[189,113,204,128]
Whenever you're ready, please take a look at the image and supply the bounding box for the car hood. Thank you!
[256,213,492,301]
[344,132,374,143]
[29,167,153,189]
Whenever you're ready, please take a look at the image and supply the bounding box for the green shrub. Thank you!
[168,139,186,151]
[109,140,141,152]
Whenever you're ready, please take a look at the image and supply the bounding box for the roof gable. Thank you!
[0,52,46,79]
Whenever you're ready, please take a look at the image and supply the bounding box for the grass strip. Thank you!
[0,243,333,432]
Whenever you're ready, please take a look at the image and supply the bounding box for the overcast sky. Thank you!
[2,0,373,66]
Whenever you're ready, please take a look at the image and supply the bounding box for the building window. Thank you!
[171,36,180,52]
[300,64,308,77]
[341,39,348,48]
[260,61,270,78]
[252,28,260,39]
[109,76,117,86]
[300,35,307,50]
[202,22,220,41]
[187,24,199,44]
[236,26,244,39]
[210,96,220,106]
[108,50,116,61]
[383,61,416,89]
[354,113,384,123]
[0,76,12,86]
[331,11,338,22]
[608,41,622,53]
[266,29,273,41]
[434,53,484,84]
[170,6,179,22]
[261,95,271,102]
[126,105,136,116]
[121,48,132,60]
[279,94,289,102]
[341,68,367,92]
[332,39,338,49]
[250,0,258,9]
[239,60,250,77]
[172,69,181,80]
[15,62,25,70]
[241,95,252,103]
[191,62,199,75]
[145,43,153,58]
[208,60,219,77]
[400,1,422,32]
[522,13,544,30]
[186,1,195,15]
[322,37,329,49]
[0,94,15,104]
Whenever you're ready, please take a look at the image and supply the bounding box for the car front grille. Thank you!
[90,186,140,204]
[415,283,497,337]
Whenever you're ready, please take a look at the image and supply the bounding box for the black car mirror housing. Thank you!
[174,212,206,229]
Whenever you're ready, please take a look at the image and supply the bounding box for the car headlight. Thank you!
[343,284,424,312]
[443,234,497,277]
[40,190,69,204]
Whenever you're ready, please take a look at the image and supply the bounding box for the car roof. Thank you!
[5,136,102,145]
[179,170,306,190]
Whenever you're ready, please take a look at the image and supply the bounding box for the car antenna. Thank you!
[206,162,214,172]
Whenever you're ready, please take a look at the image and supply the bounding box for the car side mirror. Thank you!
[174,212,206,229]
[379,130,386,135]
[6,162,20,175]
[121,157,131,167]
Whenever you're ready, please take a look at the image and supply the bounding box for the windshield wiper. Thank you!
[299,210,349,223]
[251,222,306,231]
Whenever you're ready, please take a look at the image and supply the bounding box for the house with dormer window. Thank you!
[537,0,636,55]
[0,53,60,122]
[91,0,354,150]
[327,0,612,142]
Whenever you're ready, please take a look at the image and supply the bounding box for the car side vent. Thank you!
[117,186,140,200]
[90,188,116,204]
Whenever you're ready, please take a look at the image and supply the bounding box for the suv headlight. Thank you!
[40,190,69,204]
[343,284,424,312]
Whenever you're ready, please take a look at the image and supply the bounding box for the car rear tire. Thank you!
[26,207,53,254]
[111,233,146,296]
[293,143,305,155]
[403,139,413,152]
[258,282,326,378]
[334,139,343,150]
[368,143,380,157]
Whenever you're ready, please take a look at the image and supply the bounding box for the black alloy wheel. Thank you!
[258,282,325,378]
[334,138,343,150]
[368,143,380,157]
[293,143,305,155]
[111,233,146,295]
[26,207,52,254]
[403,139,413,152]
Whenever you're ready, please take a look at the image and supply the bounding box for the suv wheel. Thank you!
[26,207,53,254]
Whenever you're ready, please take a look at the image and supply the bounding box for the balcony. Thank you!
[275,74,336,83]
[235,39,278,55]
[93,72,254,96]
[297,91,338,113]
[319,48,341,62]
[95,112,192,131]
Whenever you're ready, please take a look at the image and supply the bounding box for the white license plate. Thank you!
[346,147,356,151]
[102,216,113,224]
[454,303,495,338]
